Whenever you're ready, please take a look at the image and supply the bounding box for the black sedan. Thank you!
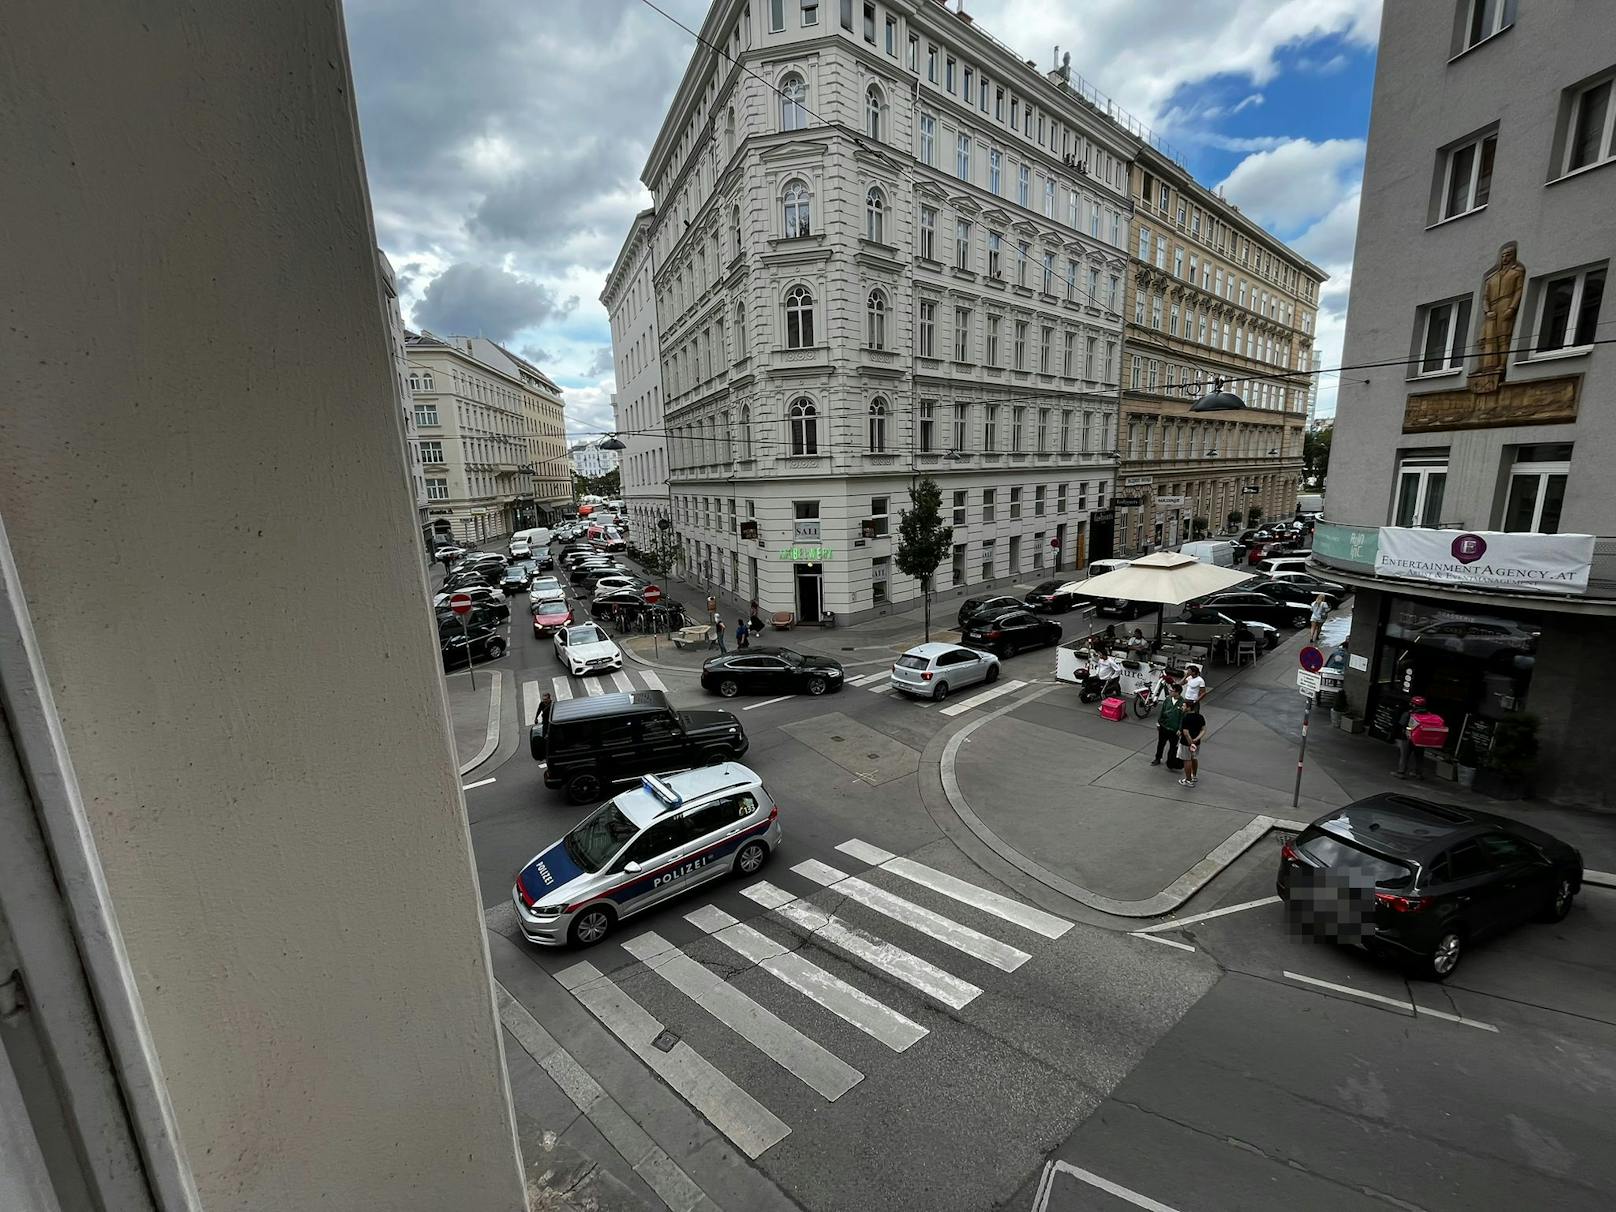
[433,587,510,621]
[960,608,1063,657]
[700,647,845,698]
[1195,590,1314,629]
[443,566,504,591]
[1024,579,1084,613]
[957,594,1024,628]
[439,618,507,668]
[500,565,532,594]
[1277,794,1582,980]
[1255,571,1347,607]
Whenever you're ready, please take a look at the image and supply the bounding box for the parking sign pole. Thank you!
[1293,695,1312,810]
[463,615,475,690]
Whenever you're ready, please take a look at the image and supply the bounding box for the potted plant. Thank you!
[1246,505,1264,528]
[1191,515,1209,540]
[1480,712,1538,799]
[1226,510,1243,533]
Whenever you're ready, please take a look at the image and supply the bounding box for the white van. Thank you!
[1086,558,1132,580]
[1295,494,1324,520]
[1179,540,1235,568]
[511,527,553,552]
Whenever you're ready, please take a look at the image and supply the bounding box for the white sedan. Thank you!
[553,623,624,678]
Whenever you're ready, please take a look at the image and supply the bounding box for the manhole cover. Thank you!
[830,735,844,742]
[652,1030,679,1053]
[867,753,881,759]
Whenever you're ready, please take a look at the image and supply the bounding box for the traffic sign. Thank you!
[448,592,474,616]
[642,584,663,605]
[1299,644,1324,673]
[1297,669,1322,695]
[1241,485,1261,494]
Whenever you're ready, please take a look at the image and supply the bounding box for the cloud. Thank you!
[561,386,618,441]
[412,263,577,343]
[1294,189,1362,268]
[519,345,556,366]
[584,346,615,377]
[1214,138,1365,232]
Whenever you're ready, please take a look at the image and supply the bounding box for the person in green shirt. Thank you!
[1151,690,1184,767]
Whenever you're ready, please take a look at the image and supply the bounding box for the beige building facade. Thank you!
[602,209,668,550]
[1119,149,1325,550]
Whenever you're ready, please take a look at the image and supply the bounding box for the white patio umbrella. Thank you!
[1066,551,1255,644]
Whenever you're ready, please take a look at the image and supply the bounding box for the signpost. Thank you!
[1298,644,1324,673]
[449,593,476,689]
[1292,646,1324,808]
[642,584,663,605]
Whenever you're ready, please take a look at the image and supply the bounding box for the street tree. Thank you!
[636,518,682,581]
[1302,424,1333,489]
[895,475,953,642]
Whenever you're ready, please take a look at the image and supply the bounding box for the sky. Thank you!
[345,0,1381,437]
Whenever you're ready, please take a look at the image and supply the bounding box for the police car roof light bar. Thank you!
[640,774,683,809]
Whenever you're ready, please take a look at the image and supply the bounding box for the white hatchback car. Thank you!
[890,642,1000,702]
[553,622,624,677]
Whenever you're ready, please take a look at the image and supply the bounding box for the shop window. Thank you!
[1501,445,1571,533]
[871,555,890,603]
[1394,455,1449,528]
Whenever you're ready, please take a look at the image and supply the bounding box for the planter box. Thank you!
[1431,757,1458,782]
[1338,715,1365,734]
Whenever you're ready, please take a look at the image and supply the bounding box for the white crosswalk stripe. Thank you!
[938,678,1027,717]
[549,676,573,701]
[548,669,672,700]
[522,679,541,724]
[834,841,1073,939]
[848,671,889,687]
[686,905,927,1052]
[740,881,982,1009]
[582,678,609,696]
[554,959,790,1159]
[609,670,636,693]
[639,670,667,692]
[791,860,1031,971]
[620,931,862,1101]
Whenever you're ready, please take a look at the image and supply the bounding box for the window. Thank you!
[1044,178,1056,217]
[1531,264,1605,355]
[919,113,935,164]
[987,231,1002,277]
[980,539,995,581]
[1038,327,1052,373]
[739,404,752,457]
[769,0,785,32]
[783,179,811,237]
[1013,320,1027,369]
[982,487,997,521]
[1008,536,1021,573]
[1042,252,1054,293]
[980,78,989,112]
[804,0,819,25]
[984,407,998,452]
[1062,332,1074,376]
[1138,226,1150,260]
[954,307,971,360]
[1502,444,1571,533]
[788,398,819,455]
[418,440,444,464]
[885,15,896,54]
[908,34,918,72]
[1012,408,1025,453]
[865,186,885,241]
[868,398,889,452]
[1083,336,1097,380]
[927,44,937,83]
[863,2,875,41]
[865,289,888,350]
[1058,483,1069,513]
[425,477,448,500]
[866,86,884,140]
[952,405,968,451]
[1561,73,1615,175]
[955,219,972,270]
[918,300,936,356]
[1438,131,1496,220]
[919,205,936,259]
[1017,164,1030,207]
[1415,297,1472,374]
[1108,275,1119,311]
[784,284,815,347]
[989,149,1002,194]
[1037,409,1050,452]
[1394,456,1448,528]
[1059,409,1072,452]
[414,402,438,427]
[956,133,971,180]
[946,57,956,92]
[735,302,747,357]
[1173,248,1184,278]
[952,490,967,525]
[995,86,1003,120]
[872,556,890,603]
[1016,240,1029,286]
[780,73,808,131]
[1461,0,1516,51]
[919,400,936,452]
[986,314,1000,363]
[964,66,973,102]
[952,543,967,586]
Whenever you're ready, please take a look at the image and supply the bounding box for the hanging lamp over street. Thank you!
[1191,376,1246,412]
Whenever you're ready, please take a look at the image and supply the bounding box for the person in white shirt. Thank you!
[1181,664,1208,708]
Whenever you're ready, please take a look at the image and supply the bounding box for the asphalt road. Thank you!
[450,554,1616,1212]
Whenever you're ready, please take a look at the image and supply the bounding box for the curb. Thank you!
[1587,869,1616,890]
[458,670,503,776]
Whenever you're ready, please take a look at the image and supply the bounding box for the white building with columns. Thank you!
[610,0,1133,623]
[602,208,668,549]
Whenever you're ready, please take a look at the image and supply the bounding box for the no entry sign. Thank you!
[448,592,474,616]
[642,584,663,605]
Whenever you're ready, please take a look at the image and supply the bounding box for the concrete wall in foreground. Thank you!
[0,2,525,1207]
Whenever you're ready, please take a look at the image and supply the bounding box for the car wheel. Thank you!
[1291,612,1309,629]
[564,772,602,804]
[735,840,769,875]
[1543,877,1575,922]
[984,663,999,683]
[568,905,614,947]
[805,676,827,696]
[933,681,950,702]
[486,639,506,658]
[1422,928,1465,981]
[718,678,740,698]
[700,746,732,766]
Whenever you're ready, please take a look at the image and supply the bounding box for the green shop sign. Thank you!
[779,546,834,561]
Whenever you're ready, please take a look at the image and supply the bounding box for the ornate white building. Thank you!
[611,0,1135,623]
[601,209,666,549]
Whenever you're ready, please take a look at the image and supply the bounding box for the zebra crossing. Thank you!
[553,840,1073,1159]
[844,668,1030,717]
[521,668,667,721]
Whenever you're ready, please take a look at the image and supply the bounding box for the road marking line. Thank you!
[639,670,667,692]
[685,907,927,1052]
[791,859,1031,971]
[461,777,496,791]
[871,852,1073,939]
[741,694,793,711]
[609,670,636,692]
[835,839,897,865]
[1033,1161,1184,1212]
[938,678,1028,717]
[848,671,888,686]
[551,960,790,1159]
[620,932,863,1101]
[521,679,541,724]
[740,882,981,1009]
[582,678,608,697]
[1129,933,1195,952]
[1133,895,1281,934]
[1282,971,1498,1032]
[550,676,573,702]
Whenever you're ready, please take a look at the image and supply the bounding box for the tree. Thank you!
[1226,509,1243,532]
[895,475,953,642]
[1302,424,1333,489]
[637,518,682,580]
[1247,505,1264,527]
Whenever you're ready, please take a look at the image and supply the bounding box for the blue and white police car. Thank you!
[512,764,781,947]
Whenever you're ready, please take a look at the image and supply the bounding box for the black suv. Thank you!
[960,608,1062,657]
[1024,579,1082,613]
[957,594,1023,628]
[530,689,749,803]
[1277,794,1583,980]
[439,618,507,668]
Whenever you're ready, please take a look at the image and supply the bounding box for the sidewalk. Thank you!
[445,668,502,774]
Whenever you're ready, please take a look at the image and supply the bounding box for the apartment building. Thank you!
[601,208,667,549]
[1118,148,1324,551]
[570,435,623,479]
[1317,0,1614,805]
[406,333,570,544]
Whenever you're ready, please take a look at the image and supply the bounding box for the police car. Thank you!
[512,764,781,947]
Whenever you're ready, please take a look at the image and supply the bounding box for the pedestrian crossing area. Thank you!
[522,669,667,721]
[552,838,1073,1159]
[843,669,1030,717]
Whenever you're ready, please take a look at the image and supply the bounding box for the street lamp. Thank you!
[1191,376,1246,412]
[598,433,627,451]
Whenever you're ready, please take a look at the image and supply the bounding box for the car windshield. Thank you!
[897,654,930,670]
[563,802,639,873]
[535,597,566,612]
[780,650,803,666]
[1033,581,1061,593]
[570,625,605,644]
[1298,833,1414,889]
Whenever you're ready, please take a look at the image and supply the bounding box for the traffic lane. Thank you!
[1023,967,1616,1212]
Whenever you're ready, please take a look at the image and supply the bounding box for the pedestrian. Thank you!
[1309,594,1330,643]
[1394,694,1429,780]
[736,617,749,649]
[1150,688,1183,768]
[1181,663,1208,710]
[712,611,727,653]
[1178,704,1207,788]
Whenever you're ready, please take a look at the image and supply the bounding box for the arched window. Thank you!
[866,85,883,140]
[780,73,808,131]
[408,374,420,391]
[735,303,747,359]
[725,106,736,156]
[421,372,434,390]
[783,180,811,238]
[866,289,887,350]
[739,404,753,457]
[788,398,818,455]
[732,204,742,258]
[784,284,815,348]
[865,186,885,242]
[868,398,889,453]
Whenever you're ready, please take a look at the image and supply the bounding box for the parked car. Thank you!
[589,574,644,598]
[961,608,1063,657]
[956,595,1023,628]
[1094,596,1149,620]
[531,594,573,637]
[500,565,533,594]
[1165,608,1279,650]
[529,575,562,598]
[577,564,635,590]
[439,618,507,668]
[1256,570,1347,605]
[701,647,845,698]
[459,552,507,569]
[1255,555,1315,577]
[443,566,504,591]
[528,689,749,804]
[430,543,466,562]
[1277,794,1583,980]
[1195,589,1315,629]
[890,642,999,702]
[553,622,624,677]
[1024,579,1085,612]
[511,764,780,946]
[432,585,509,618]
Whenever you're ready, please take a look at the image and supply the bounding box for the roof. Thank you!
[1315,795,1479,858]
[548,690,669,723]
[613,762,762,828]
[902,641,975,657]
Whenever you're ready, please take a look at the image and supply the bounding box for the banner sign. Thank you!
[1375,528,1593,596]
